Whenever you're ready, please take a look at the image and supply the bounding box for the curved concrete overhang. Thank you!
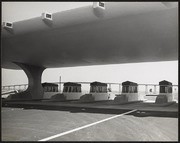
[2,2,178,69]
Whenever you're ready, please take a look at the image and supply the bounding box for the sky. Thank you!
[1,2,178,86]
[2,61,178,86]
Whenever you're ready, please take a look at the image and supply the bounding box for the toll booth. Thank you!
[159,80,172,94]
[80,81,110,102]
[51,82,82,101]
[42,82,59,99]
[155,80,173,104]
[114,81,139,103]
[122,81,138,93]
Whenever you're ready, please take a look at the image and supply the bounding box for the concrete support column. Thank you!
[7,62,46,100]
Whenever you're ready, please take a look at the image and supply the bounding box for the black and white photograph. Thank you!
[1,2,178,141]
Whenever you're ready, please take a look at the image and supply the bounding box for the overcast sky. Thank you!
[2,61,178,86]
[1,2,178,86]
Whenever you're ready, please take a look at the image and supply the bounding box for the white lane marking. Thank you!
[39,109,137,141]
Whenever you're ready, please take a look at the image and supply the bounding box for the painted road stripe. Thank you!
[39,109,137,141]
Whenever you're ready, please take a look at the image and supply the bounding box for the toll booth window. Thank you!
[99,2,104,7]
[46,14,51,19]
[104,87,107,93]
[44,87,47,92]
[98,87,102,93]
[168,87,172,93]
[90,86,93,92]
[94,86,97,92]
[46,86,50,92]
[72,87,76,92]
[122,86,138,93]
[6,23,12,27]
[102,87,105,93]
[68,86,72,92]
[160,86,172,93]
[63,86,69,92]
[134,87,138,93]
[165,87,168,93]
[165,86,172,93]
[53,87,56,92]
[129,86,135,93]
[100,86,107,93]
[73,86,81,92]
[96,86,99,93]
[129,87,132,93]
[72,86,78,92]
[160,86,164,93]
[90,86,96,93]
[122,86,129,93]
[77,87,81,92]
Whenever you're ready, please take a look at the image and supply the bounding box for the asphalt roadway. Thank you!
[1,100,179,141]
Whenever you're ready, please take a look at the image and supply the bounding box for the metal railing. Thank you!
[2,84,28,92]
[2,82,178,94]
[1,82,178,102]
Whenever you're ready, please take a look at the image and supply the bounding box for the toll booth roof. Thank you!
[42,82,58,87]
[64,82,81,86]
[90,81,107,86]
[122,81,138,86]
[159,80,172,85]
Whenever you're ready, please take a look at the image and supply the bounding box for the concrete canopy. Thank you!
[2,2,178,70]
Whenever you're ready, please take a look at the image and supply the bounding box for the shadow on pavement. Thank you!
[2,102,178,118]
[129,110,178,118]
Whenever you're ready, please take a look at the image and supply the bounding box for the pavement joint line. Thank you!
[38,109,137,141]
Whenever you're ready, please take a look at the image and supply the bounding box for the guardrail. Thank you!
[2,82,178,94]
[1,90,18,95]
[2,84,28,91]
[1,82,178,102]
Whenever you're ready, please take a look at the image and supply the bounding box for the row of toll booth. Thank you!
[116,80,174,104]
[114,80,174,104]
[42,81,109,101]
[42,80,174,104]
